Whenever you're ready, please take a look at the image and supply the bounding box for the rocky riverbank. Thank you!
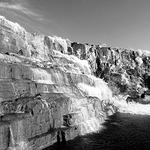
[0,15,149,150]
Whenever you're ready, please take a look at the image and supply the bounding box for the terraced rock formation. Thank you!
[0,15,150,150]
[0,16,115,150]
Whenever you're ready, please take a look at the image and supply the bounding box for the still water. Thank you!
[58,112,150,150]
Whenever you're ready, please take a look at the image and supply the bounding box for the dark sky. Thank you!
[0,0,150,50]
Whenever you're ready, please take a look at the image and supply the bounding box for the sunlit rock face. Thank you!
[0,16,115,150]
[70,42,150,116]
[1,15,150,150]
[71,43,150,97]
[0,16,70,61]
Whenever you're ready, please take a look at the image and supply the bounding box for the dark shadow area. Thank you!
[144,74,150,90]
[44,112,150,150]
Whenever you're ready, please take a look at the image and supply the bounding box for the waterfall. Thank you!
[77,76,112,102]
[74,75,115,135]
[79,118,103,135]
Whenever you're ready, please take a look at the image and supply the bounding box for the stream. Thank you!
[46,112,150,150]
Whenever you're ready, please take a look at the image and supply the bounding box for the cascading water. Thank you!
[113,95,150,115]
[79,118,104,135]
[74,75,115,135]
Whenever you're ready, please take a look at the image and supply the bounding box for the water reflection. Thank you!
[48,113,150,150]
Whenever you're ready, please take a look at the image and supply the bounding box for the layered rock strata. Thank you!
[0,15,150,150]
[71,43,150,96]
[0,16,115,150]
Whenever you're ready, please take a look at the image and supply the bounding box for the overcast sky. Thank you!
[0,0,150,50]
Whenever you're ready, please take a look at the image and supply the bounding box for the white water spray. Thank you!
[112,95,150,115]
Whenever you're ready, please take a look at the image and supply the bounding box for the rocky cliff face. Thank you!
[0,16,116,150]
[71,43,150,96]
[0,15,150,150]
